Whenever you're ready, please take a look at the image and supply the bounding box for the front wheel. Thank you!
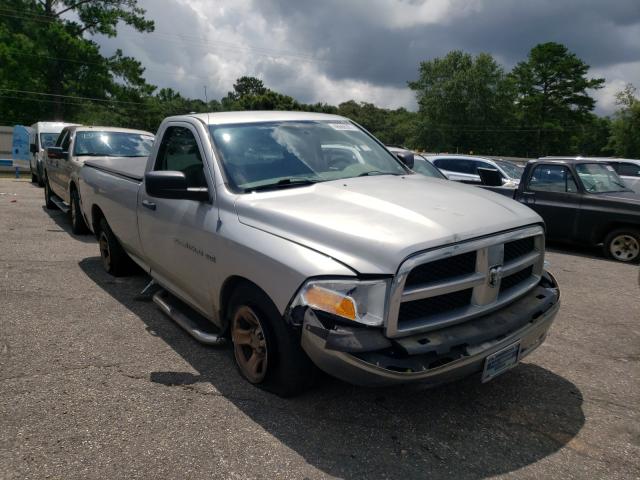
[229,284,315,397]
[604,229,640,263]
[70,188,89,235]
[44,175,56,210]
[97,218,133,276]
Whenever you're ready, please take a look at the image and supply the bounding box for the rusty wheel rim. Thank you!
[99,231,111,271]
[232,306,268,383]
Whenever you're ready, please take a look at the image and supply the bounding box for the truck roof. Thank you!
[66,125,154,136]
[183,111,348,125]
[30,121,78,132]
[532,157,616,165]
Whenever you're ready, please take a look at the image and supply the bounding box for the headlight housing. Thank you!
[291,278,390,327]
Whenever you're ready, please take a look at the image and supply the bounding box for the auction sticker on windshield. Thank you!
[327,122,359,131]
[482,342,520,382]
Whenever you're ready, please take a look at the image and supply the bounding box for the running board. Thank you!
[152,290,226,346]
[51,197,70,213]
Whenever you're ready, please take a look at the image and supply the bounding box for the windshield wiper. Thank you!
[358,171,400,177]
[244,178,319,192]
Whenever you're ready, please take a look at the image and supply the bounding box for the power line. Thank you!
[0,88,144,105]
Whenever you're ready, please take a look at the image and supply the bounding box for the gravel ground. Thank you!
[1,178,639,480]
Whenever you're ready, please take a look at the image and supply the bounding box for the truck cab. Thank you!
[44,125,154,233]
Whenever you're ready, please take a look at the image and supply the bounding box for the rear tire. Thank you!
[31,171,37,183]
[603,228,640,263]
[97,218,133,276]
[70,188,89,235]
[228,284,315,397]
[44,174,56,210]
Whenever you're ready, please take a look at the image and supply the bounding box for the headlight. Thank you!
[291,279,390,327]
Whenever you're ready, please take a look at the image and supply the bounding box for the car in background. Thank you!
[386,147,447,179]
[44,125,154,233]
[424,154,524,186]
[480,158,640,263]
[29,122,79,187]
[541,157,640,194]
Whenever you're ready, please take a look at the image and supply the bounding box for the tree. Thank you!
[608,84,640,158]
[0,0,155,124]
[408,51,516,153]
[510,42,604,156]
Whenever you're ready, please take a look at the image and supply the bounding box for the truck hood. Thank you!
[235,175,543,274]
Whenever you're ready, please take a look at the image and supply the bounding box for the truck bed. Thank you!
[84,156,147,182]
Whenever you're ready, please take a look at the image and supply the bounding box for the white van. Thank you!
[29,122,78,187]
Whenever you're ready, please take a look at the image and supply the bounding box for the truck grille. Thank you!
[386,226,545,338]
[405,251,476,287]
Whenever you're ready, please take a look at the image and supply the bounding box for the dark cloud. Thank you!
[94,0,640,113]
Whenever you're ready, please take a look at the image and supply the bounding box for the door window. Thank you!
[434,158,475,174]
[155,126,207,188]
[529,165,578,193]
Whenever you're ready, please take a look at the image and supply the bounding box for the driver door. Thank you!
[137,123,218,317]
[523,164,581,241]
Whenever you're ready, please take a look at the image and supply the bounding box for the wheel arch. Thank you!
[218,276,275,334]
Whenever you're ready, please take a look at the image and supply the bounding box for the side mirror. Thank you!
[30,143,37,154]
[145,171,209,201]
[47,147,65,159]
[477,167,503,187]
[395,151,414,169]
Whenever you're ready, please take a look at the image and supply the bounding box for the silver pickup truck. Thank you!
[78,111,560,396]
[44,125,154,233]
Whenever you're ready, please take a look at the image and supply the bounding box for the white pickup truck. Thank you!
[78,111,560,396]
[44,125,154,233]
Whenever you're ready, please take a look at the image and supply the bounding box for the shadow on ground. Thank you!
[79,256,585,479]
[41,205,95,244]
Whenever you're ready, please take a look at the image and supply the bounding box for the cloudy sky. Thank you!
[94,0,640,115]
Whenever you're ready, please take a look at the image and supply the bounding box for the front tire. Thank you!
[44,174,56,210]
[229,284,315,397]
[97,218,133,276]
[70,188,89,235]
[604,228,640,263]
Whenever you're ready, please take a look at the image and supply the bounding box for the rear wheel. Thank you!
[604,229,640,263]
[44,174,56,210]
[229,284,315,397]
[70,188,89,235]
[97,218,133,276]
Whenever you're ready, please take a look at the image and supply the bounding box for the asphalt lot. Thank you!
[1,178,639,480]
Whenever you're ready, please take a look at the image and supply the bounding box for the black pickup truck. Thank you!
[478,159,640,262]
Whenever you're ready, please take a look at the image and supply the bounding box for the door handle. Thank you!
[142,199,156,211]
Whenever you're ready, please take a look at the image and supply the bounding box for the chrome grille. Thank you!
[386,226,545,338]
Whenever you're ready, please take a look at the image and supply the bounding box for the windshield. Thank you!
[576,163,629,193]
[413,156,446,179]
[210,120,407,191]
[40,133,59,149]
[493,159,524,179]
[73,131,154,157]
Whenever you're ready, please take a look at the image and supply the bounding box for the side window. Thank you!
[615,162,640,177]
[56,130,69,149]
[529,165,578,193]
[60,132,71,153]
[456,159,476,175]
[433,158,464,173]
[155,126,207,188]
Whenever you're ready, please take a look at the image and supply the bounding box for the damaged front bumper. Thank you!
[301,272,560,387]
